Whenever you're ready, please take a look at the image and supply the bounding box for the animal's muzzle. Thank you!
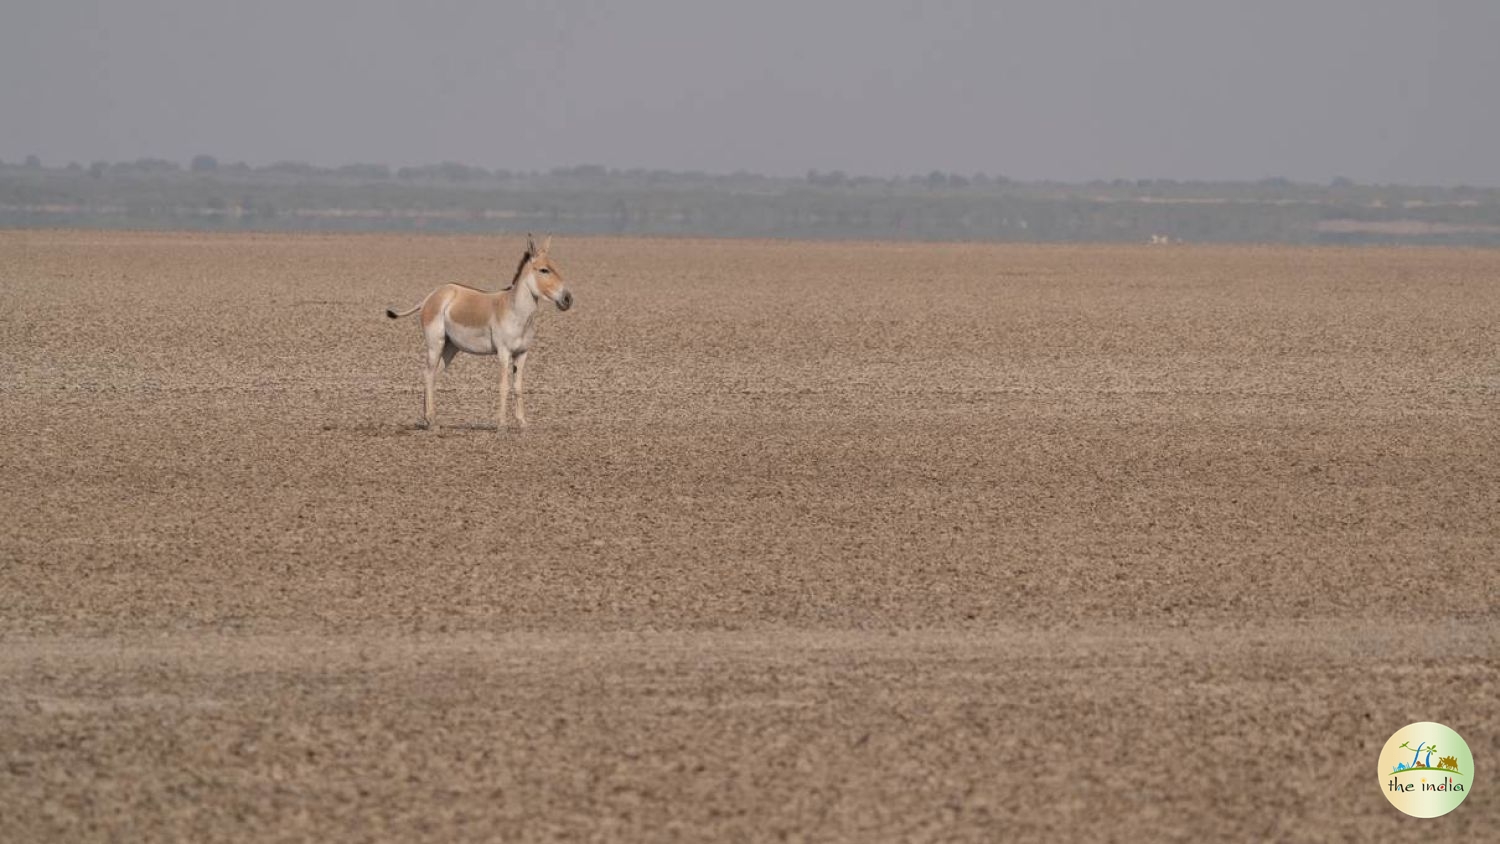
[557,290,574,311]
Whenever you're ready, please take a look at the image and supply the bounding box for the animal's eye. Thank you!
[538,268,551,274]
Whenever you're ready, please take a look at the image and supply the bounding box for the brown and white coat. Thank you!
[387,234,574,428]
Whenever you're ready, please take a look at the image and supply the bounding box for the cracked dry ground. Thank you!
[2,231,1496,840]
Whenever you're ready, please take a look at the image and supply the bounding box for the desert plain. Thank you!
[0,230,1496,840]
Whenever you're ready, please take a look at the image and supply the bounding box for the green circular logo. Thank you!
[1378,722,1474,817]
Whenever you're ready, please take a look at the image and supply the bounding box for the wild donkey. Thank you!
[386,234,574,429]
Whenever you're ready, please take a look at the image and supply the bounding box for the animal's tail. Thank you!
[385,303,421,319]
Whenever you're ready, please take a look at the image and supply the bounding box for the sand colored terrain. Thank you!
[1,231,1496,840]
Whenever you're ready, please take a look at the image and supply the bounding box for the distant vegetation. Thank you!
[3,156,1499,245]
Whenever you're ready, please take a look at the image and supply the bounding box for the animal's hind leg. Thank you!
[440,341,459,371]
[419,329,446,429]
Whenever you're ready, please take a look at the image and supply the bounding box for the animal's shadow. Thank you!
[320,421,523,436]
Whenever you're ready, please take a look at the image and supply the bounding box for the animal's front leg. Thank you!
[512,351,529,428]
[497,350,512,429]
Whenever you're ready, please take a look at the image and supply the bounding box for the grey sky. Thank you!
[4,1,1499,185]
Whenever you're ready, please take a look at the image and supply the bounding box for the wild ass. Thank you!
[386,234,574,429]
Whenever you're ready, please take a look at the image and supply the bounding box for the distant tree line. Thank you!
[2,155,1498,246]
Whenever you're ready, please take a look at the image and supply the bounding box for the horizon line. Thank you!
[5,155,1499,193]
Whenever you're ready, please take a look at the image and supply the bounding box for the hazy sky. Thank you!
[5,1,1500,185]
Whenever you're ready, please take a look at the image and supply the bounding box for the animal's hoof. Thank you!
[417,418,431,430]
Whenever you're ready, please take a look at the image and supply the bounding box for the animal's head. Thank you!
[516,233,573,311]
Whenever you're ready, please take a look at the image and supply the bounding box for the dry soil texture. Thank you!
[1,231,1497,841]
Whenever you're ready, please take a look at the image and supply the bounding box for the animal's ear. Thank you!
[540,234,552,253]
[525,233,537,254]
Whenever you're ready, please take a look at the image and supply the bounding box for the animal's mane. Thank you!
[503,246,534,291]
